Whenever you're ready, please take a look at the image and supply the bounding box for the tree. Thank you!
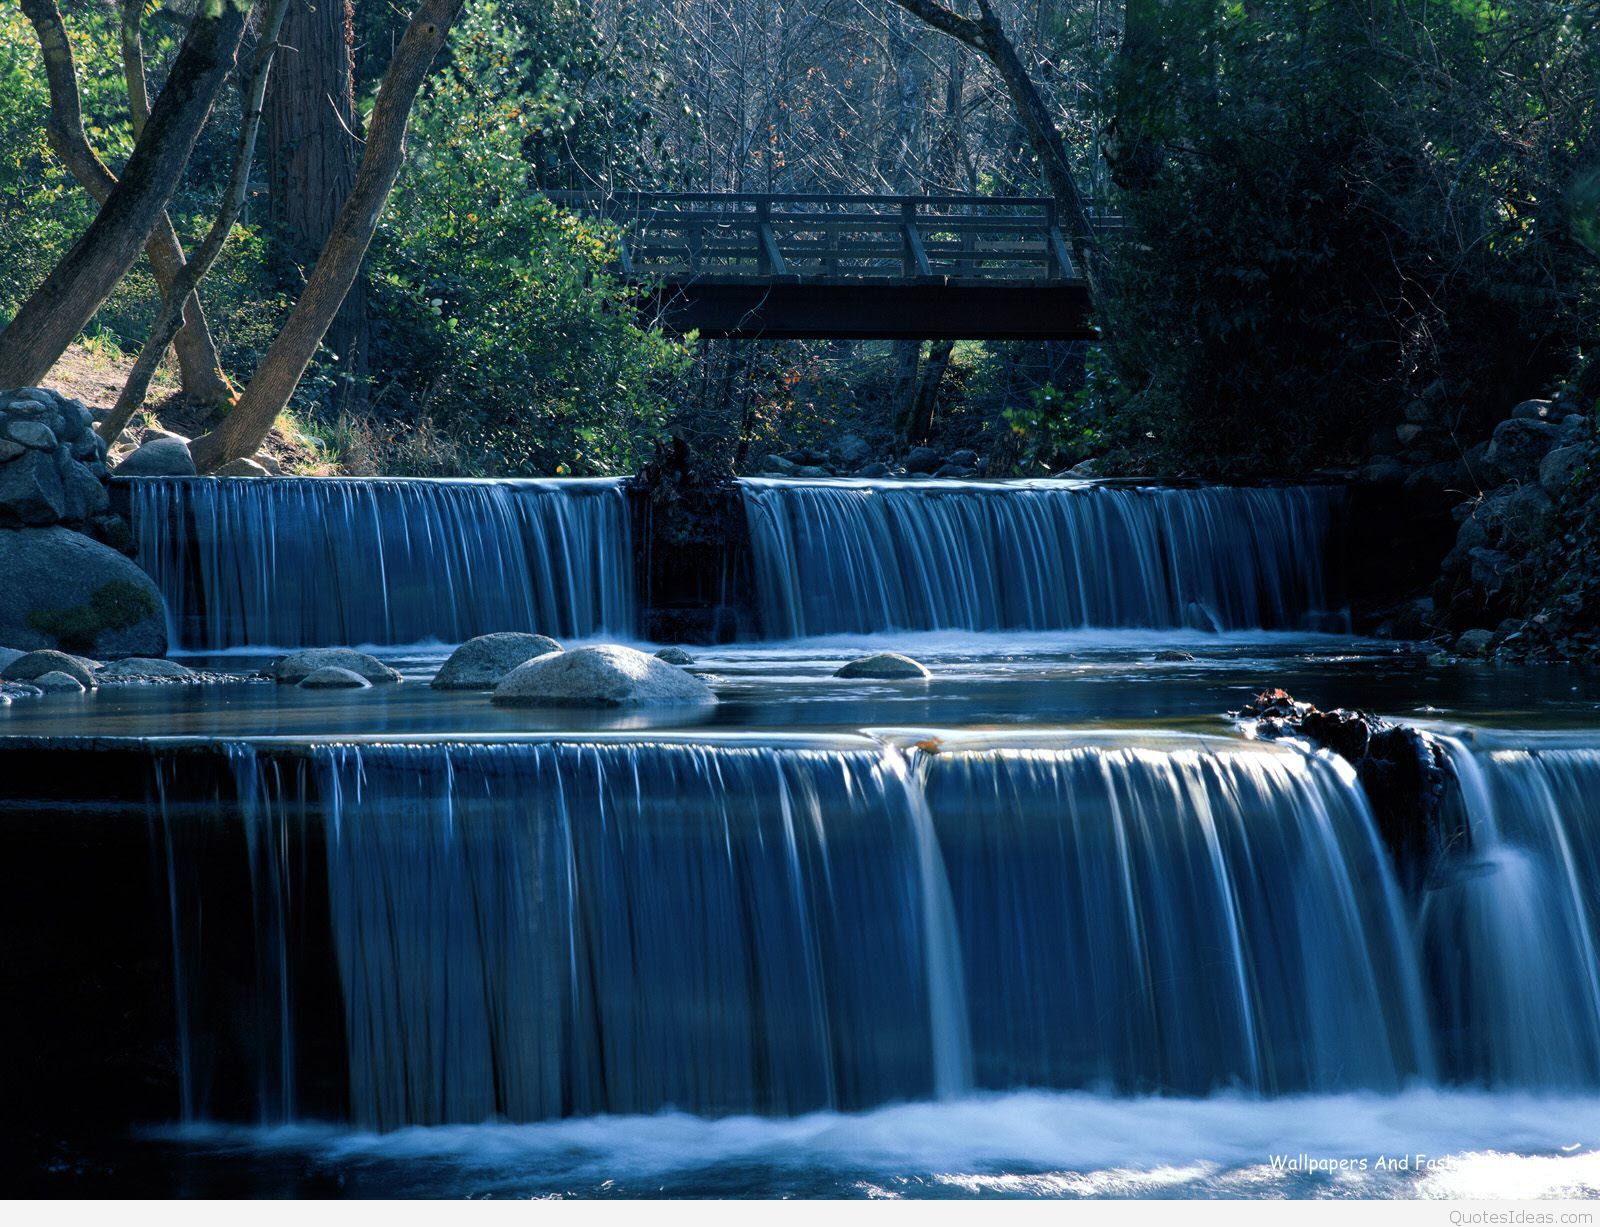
[0,0,251,389]
[189,0,470,472]
[96,0,295,444]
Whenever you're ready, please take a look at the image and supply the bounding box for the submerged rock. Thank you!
[654,646,695,665]
[299,666,372,690]
[834,652,931,680]
[273,648,401,685]
[3,649,97,689]
[0,526,167,657]
[1154,649,1197,662]
[491,644,717,708]
[33,669,85,693]
[431,632,562,690]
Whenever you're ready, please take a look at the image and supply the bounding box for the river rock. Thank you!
[431,632,562,690]
[215,457,269,478]
[946,449,980,469]
[1539,444,1587,495]
[272,648,401,685]
[1455,628,1495,657]
[1482,417,1558,485]
[833,435,872,466]
[33,669,86,693]
[1510,399,1556,421]
[0,646,23,673]
[1559,414,1590,444]
[1154,649,1196,661]
[98,657,197,682]
[856,462,890,478]
[904,446,942,474]
[654,646,695,665]
[760,454,799,476]
[116,436,196,477]
[0,527,166,656]
[491,644,717,708]
[0,449,65,524]
[2,649,98,689]
[834,652,931,680]
[299,666,372,690]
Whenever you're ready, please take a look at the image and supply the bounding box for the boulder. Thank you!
[1482,418,1558,485]
[492,643,717,708]
[1559,415,1591,445]
[272,648,401,685]
[2,649,97,689]
[33,670,86,693]
[98,657,197,682]
[904,446,942,474]
[946,449,980,468]
[932,464,976,479]
[430,632,562,690]
[0,646,24,673]
[115,436,196,477]
[4,419,56,450]
[1455,628,1495,657]
[215,457,269,478]
[856,462,890,478]
[654,646,695,665]
[1497,484,1554,551]
[252,453,283,475]
[1539,444,1588,496]
[0,450,65,524]
[0,387,114,539]
[299,666,372,690]
[1358,459,1406,486]
[1510,399,1556,421]
[1063,458,1103,479]
[793,464,833,478]
[0,527,166,656]
[760,453,799,477]
[833,435,872,466]
[834,651,931,680]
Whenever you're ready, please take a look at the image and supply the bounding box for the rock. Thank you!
[793,465,833,478]
[0,450,65,524]
[1404,401,1435,424]
[2,649,97,689]
[1154,649,1196,661]
[1559,415,1590,445]
[0,439,23,464]
[1468,548,1514,597]
[833,435,872,466]
[272,648,401,685]
[1510,399,1556,421]
[932,464,976,479]
[833,651,931,680]
[760,453,799,477]
[33,670,85,693]
[1426,651,1450,668]
[789,448,829,466]
[491,643,717,708]
[1540,444,1588,495]
[430,632,562,690]
[215,457,269,478]
[653,646,695,665]
[0,646,23,673]
[856,462,890,478]
[1497,484,1554,551]
[1359,459,1407,486]
[0,527,166,656]
[946,449,979,468]
[5,419,56,450]
[904,446,942,475]
[98,657,196,682]
[1395,423,1432,446]
[1482,418,1558,485]
[1455,628,1495,657]
[299,666,372,690]
[115,436,196,477]
[1063,458,1103,479]
[252,453,283,475]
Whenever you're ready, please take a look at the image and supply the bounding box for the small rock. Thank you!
[1154,649,1196,661]
[98,657,197,682]
[1455,628,1495,657]
[856,462,890,478]
[116,436,197,477]
[834,652,931,680]
[1063,458,1103,479]
[1558,415,1590,445]
[3,649,97,688]
[833,435,872,466]
[1426,651,1450,668]
[33,669,86,693]
[1482,418,1558,485]
[273,648,401,685]
[491,644,717,708]
[793,465,833,478]
[251,454,283,475]
[4,419,56,450]
[1359,460,1407,486]
[431,632,562,690]
[299,666,372,689]
[932,464,976,479]
[760,454,798,476]
[904,446,942,475]
[946,449,979,468]
[654,646,695,665]
[1510,399,1556,421]
[215,457,269,478]
[1539,444,1587,495]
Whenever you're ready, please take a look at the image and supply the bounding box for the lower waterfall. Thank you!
[127,476,635,650]
[740,479,1346,636]
[144,731,1600,1131]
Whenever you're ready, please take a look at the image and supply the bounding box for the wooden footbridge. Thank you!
[549,191,1100,341]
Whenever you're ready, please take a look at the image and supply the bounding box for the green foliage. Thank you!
[1003,382,1101,472]
[27,579,159,654]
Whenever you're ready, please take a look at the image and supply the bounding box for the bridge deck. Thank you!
[550,192,1099,341]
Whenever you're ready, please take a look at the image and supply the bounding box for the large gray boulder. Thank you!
[34,669,86,693]
[491,644,717,708]
[116,436,196,477]
[430,632,561,690]
[834,651,931,680]
[272,648,401,685]
[2,649,98,689]
[1540,444,1588,496]
[0,527,166,657]
[98,656,196,682]
[1482,418,1559,485]
[299,666,372,690]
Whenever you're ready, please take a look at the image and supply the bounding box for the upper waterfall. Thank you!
[126,477,636,650]
[740,478,1347,637]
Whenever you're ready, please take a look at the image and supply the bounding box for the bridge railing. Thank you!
[547,191,1095,284]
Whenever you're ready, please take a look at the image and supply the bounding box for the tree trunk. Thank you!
[0,1,250,389]
[905,339,954,445]
[190,0,469,473]
[265,0,368,396]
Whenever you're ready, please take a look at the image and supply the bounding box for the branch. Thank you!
[120,0,152,140]
[883,0,988,54]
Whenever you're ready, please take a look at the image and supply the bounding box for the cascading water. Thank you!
[740,479,1347,636]
[145,732,1554,1132]
[126,476,635,650]
[1422,738,1600,1087]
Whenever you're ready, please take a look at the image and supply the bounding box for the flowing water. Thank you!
[9,476,1600,1197]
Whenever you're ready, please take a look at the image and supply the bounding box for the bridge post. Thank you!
[900,201,933,279]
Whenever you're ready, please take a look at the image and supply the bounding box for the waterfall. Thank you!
[740,479,1346,636]
[146,732,1496,1129]
[126,477,635,650]
[1423,738,1600,1087]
